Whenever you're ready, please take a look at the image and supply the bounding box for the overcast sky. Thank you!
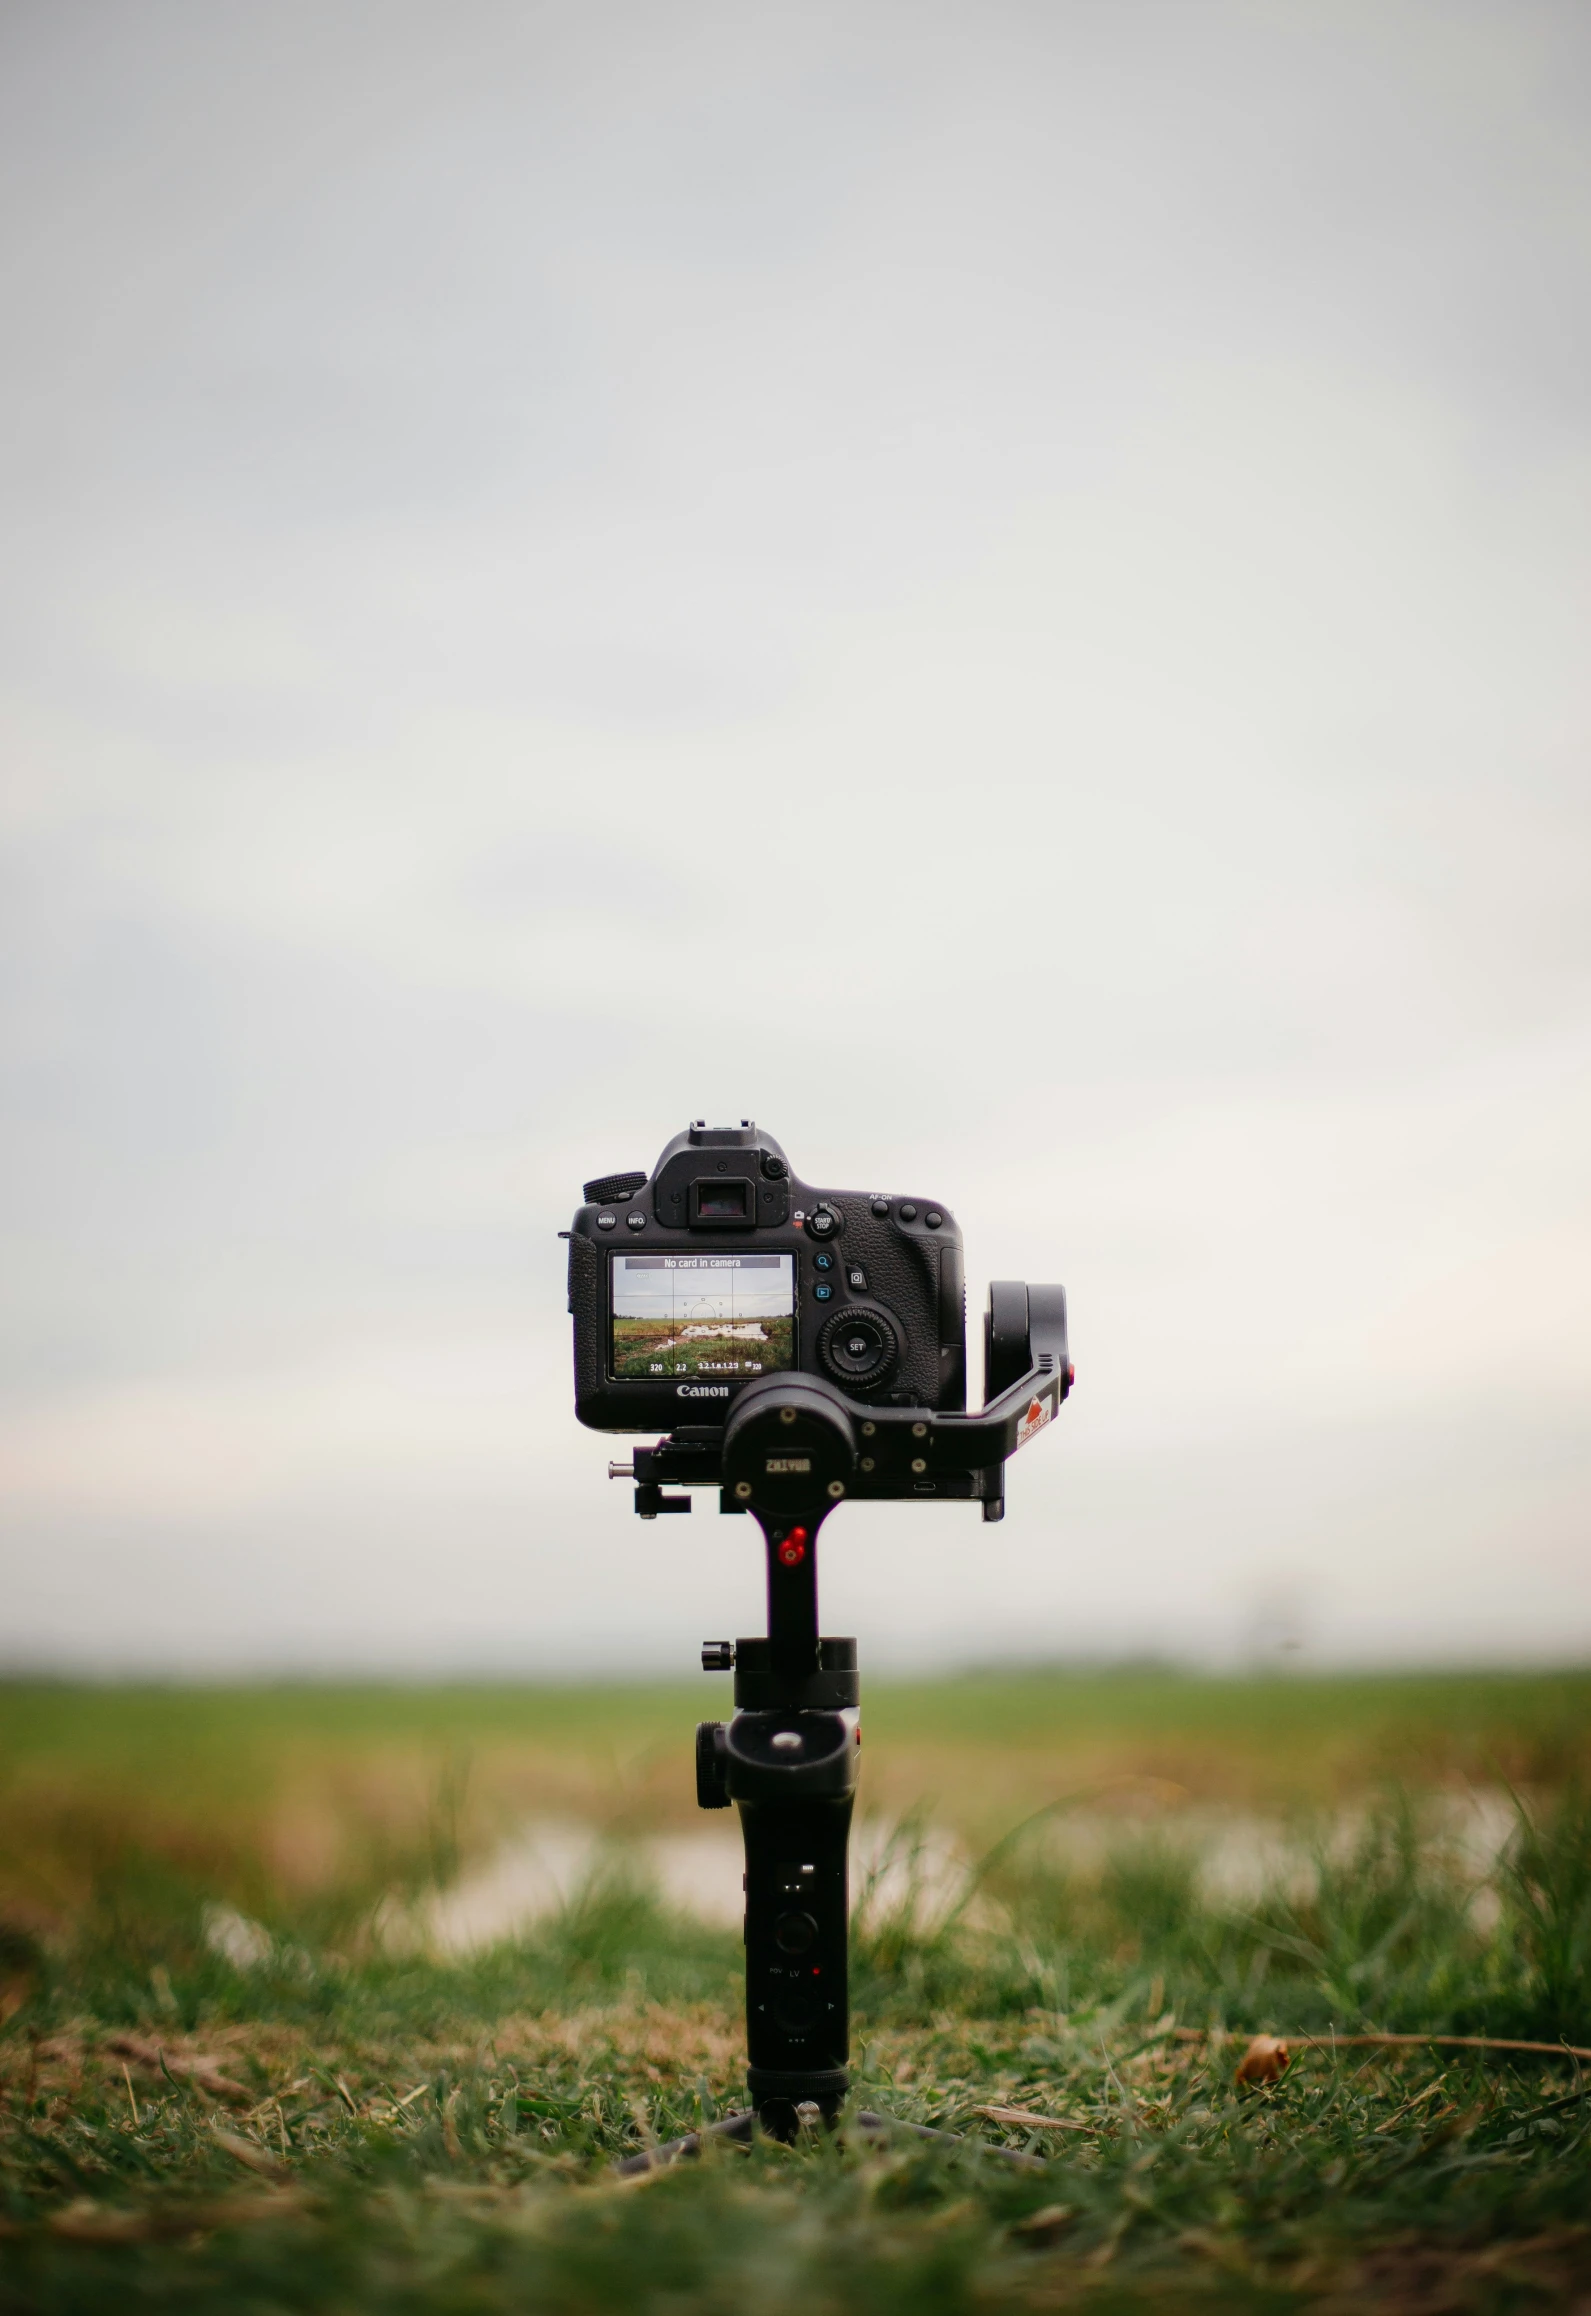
[1,0,1587,1675]
[613,1255,793,1323]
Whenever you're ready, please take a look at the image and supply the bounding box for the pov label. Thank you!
[1014,1392,1053,1450]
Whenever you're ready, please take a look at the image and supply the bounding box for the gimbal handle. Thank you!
[693,1369,897,2128]
[697,1492,857,2131]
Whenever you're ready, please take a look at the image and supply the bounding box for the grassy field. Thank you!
[609,1312,795,1377]
[1,1668,1589,2311]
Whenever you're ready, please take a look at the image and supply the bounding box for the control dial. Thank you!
[584,1170,647,1205]
[817,1304,899,1390]
[695,1721,730,1809]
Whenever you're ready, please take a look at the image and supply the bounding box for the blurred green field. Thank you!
[3,1666,1588,1930]
[2,1668,1589,2313]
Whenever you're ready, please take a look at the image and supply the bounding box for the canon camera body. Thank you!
[565,1121,1071,1523]
[567,1120,964,1434]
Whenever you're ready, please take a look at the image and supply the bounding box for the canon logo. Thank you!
[676,1383,730,1398]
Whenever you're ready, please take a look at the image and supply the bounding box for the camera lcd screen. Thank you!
[609,1252,796,1380]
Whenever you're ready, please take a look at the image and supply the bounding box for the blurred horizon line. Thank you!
[3,1653,1587,1690]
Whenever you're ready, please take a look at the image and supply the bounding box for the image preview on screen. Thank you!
[609,1252,795,1379]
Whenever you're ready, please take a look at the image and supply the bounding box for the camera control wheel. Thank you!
[817,1305,898,1391]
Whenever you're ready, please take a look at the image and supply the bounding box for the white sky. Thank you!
[0,0,1587,1673]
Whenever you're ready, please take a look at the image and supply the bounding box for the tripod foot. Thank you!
[613,2103,1047,2175]
[613,2108,758,2176]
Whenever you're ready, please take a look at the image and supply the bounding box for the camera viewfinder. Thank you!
[691,1178,753,1224]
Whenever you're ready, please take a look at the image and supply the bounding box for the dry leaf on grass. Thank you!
[1010,2203,1075,2244]
[976,2104,1091,2134]
[0,1926,43,2024]
[46,2190,304,2243]
[1234,2034,1290,2085]
[212,2126,291,2182]
[103,2033,254,2106]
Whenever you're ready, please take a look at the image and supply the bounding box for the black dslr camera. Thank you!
[567,1119,1070,1520]
[565,1121,1073,2139]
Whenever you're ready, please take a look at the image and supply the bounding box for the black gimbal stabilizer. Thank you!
[569,1122,1072,2139]
[675,1327,1069,2136]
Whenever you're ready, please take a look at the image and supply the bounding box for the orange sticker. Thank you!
[1015,1393,1052,1449]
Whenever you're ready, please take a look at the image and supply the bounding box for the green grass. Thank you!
[1,1671,1589,2311]
[610,1311,796,1377]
